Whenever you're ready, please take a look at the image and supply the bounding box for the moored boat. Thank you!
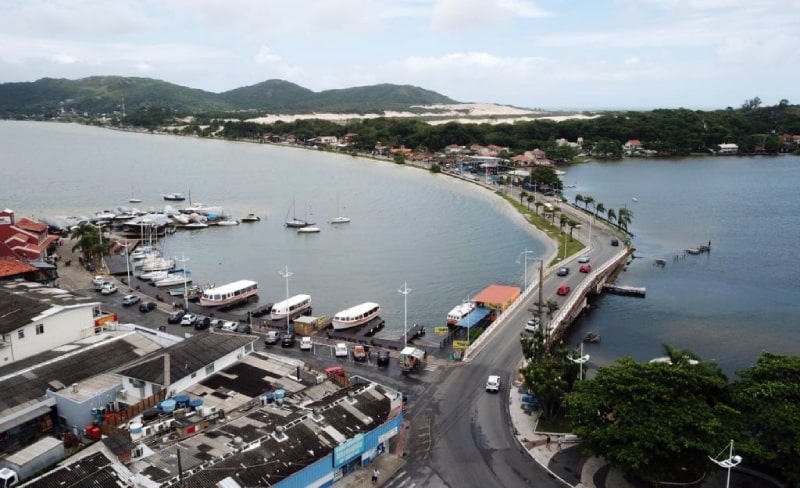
[240,213,262,222]
[154,274,193,287]
[446,302,475,325]
[332,302,380,330]
[297,225,320,233]
[163,193,186,201]
[215,219,239,226]
[270,294,312,321]
[199,280,259,308]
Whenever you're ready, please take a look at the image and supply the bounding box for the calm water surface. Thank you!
[3,121,798,375]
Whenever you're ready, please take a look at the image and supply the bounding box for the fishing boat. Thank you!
[446,302,475,325]
[240,213,262,222]
[269,294,312,321]
[331,302,381,330]
[199,280,259,308]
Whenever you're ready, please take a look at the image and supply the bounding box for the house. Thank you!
[0,258,39,282]
[0,282,100,365]
[0,209,58,261]
[622,139,644,155]
[717,143,739,155]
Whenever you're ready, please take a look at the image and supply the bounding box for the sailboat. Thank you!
[285,197,314,228]
[129,185,142,203]
[329,196,350,224]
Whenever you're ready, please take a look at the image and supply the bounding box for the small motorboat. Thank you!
[583,332,601,343]
[240,213,262,222]
[297,225,320,234]
[216,220,239,226]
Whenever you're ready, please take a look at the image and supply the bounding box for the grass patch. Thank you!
[536,414,574,434]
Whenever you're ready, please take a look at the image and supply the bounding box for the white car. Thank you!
[221,320,238,332]
[578,255,590,263]
[486,375,501,393]
[334,343,349,358]
[122,294,140,306]
[92,275,105,287]
[299,337,313,351]
[180,313,198,326]
[100,283,118,295]
[524,317,540,333]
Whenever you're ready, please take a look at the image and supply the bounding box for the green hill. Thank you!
[0,76,458,116]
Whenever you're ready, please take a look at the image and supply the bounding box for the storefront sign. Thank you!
[333,433,365,467]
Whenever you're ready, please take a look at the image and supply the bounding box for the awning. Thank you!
[0,405,53,433]
[456,307,491,328]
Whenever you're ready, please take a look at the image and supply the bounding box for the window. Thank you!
[191,372,197,379]
[18,330,24,339]
[36,324,44,335]
[205,363,215,375]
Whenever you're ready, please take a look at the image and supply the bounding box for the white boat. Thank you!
[285,196,314,228]
[332,302,381,330]
[632,197,638,202]
[446,302,475,325]
[240,213,262,222]
[154,274,193,287]
[129,185,142,203]
[139,270,170,281]
[138,257,176,272]
[216,219,239,226]
[199,280,259,307]
[182,222,209,229]
[270,294,312,321]
[330,196,350,224]
[297,225,320,233]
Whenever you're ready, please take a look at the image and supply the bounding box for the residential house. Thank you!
[622,139,644,155]
[717,143,739,155]
[0,209,58,261]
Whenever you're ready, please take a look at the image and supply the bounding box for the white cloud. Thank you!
[0,0,157,36]
[431,0,549,30]
[49,53,78,65]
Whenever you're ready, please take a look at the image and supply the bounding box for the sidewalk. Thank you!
[332,451,406,488]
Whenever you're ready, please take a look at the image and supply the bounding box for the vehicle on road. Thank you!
[92,275,105,288]
[180,313,198,326]
[167,310,186,324]
[236,323,252,334]
[100,283,118,295]
[325,365,345,378]
[221,320,238,332]
[211,319,223,329]
[122,294,141,306]
[264,330,280,345]
[557,267,569,276]
[377,349,390,367]
[578,255,590,263]
[611,238,619,246]
[139,302,156,313]
[299,337,313,351]
[557,284,571,296]
[353,345,368,361]
[579,264,592,273]
[486,375,501,392]
[281,332,296,347]
[194,317,211,330]
[525,316,541,333]
[334,343,348,358]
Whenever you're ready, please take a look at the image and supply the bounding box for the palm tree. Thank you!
[526,194,534,210]
[520,190,528,206]
[70,223,107,266]
[534,201,544,216]
[583,196,595,211]
[617,207,634,230]
[595,202,606,218]
[567,220,579,240]
[559,214,568,233]
[574,193,584,206]
[606,208,617,226]
[550,206,560,224]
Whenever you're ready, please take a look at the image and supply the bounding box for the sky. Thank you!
[0,0,798,111]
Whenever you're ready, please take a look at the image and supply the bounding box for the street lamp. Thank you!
[516,248,536,290]
[94,223,106,272]
[176,254,190,310]
[709,440,742,488]
[279,266,292,332]
[568,341,590,381]
[398,282,411,347]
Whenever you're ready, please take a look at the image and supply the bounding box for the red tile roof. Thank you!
[0,257,38,277]
[473,284,521,305]
[16,218,48,233]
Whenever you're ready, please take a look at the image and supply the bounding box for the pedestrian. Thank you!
[557,435,563,451]
[546,435,551,450]
[372,468,379,484]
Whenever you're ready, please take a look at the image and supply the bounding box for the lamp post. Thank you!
[709,440,742,488]
[95,223,106,272]
[569,341,590,381]
[176,254,190,310]
[516,248,535,290]
[279,266,292,333]
[124,238,130,288]
[398,282,411,348]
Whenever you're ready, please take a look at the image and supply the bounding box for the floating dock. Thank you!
[603,284,646,298]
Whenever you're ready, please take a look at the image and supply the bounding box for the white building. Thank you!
[717,143,739,155]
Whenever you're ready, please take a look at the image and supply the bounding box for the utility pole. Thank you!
[537,260,544,319]
[398,282,411,347]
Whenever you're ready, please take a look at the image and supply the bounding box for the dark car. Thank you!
[194,317,211,330]
[237,324,252,334]
[557,267,569,276]
[281,332,296,348]
[167,310,186,324]
[611,238,619,246]
[377,349,390,367]
[264,331,280,345]
[139,302,156,313]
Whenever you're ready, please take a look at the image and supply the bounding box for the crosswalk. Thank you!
[424,364,438,372]
[384,470,416,488]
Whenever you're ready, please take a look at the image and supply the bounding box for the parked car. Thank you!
[611,238,619,246]
[557,284,571,296]
[299,337,313,351]
[578,255,590,263]
[100,283,118,295]
[264,330,280,345]
[524,321,539,333]
[325,365,345,378]
[353,345,367,362]
[579,264,592,273]
[167,310,186,324]
[122,294,141,306]
[139,301,156,313]
[377,349,390,367]
[237,324,252,334]
[194,317,211,330]
[221,320,238,332]
[180,313,198,326]
[211,318,223,329]
[557,267,569,276]
[281,332,296,348]
[334,343,348,358]
[92,275,106,288]
[486,375,501,393]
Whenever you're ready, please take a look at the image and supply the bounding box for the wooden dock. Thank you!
[603,284,646,298]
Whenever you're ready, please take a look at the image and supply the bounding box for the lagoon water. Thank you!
[2,121,798,375]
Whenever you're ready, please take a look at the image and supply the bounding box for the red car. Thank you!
[579,264,592,273]
[557,284,571,296]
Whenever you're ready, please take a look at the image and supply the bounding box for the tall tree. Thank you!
[583,195,595,211]
[594,202,606,218]
[606,208,616,225]
[574,193,584,206]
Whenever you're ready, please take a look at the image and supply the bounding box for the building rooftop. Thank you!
[0,282,98,334]
[472,284,521,306]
